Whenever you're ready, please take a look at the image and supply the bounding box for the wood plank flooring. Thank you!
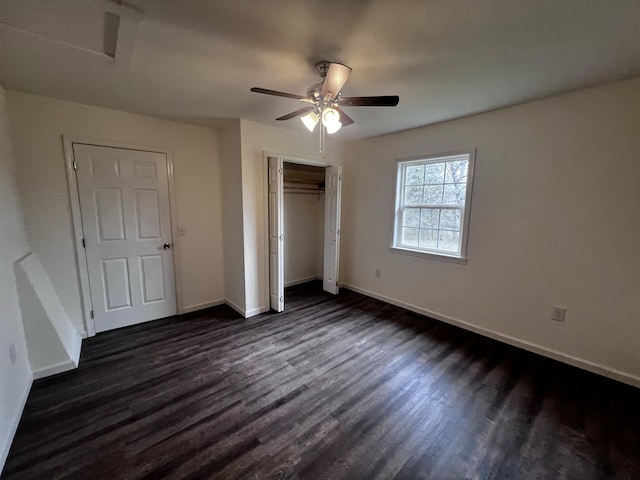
[3,282,640,479]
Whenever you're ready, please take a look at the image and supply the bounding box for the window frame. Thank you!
[391,149,476,264]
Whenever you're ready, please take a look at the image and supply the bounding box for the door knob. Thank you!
[163,243,171,250]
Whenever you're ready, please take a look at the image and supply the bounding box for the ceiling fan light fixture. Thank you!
[325,119,342,134]
[301,111,319,132]
[321,107,341,133]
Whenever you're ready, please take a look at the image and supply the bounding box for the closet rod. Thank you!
[283,188,325,195]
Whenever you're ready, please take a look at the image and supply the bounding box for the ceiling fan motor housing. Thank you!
[315,61,331,78]
[306,82,324,101]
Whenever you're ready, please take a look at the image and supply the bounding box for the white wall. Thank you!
[341,76,640,385]
[0,85,32,471]
[14,251,82,378]
[6,92,225,333]
[238,119,344,315]
[284,192,324,286]
[218,120,246,314]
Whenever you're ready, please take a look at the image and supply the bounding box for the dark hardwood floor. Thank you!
[3,282,640,479]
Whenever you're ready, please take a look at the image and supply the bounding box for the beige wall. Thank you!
[341,77,640,385]
[6,92,224,333]
[0,86,32,470]
[284,192,324,286]
[239,119,344,315]
[218,120,246,313]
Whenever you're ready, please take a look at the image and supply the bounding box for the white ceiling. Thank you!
[1,0,640,141]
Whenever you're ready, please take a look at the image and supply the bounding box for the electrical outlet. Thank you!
[375,268,382,278]
[178,226,186,236]
[9,342,17,364]
[551,306,567,322]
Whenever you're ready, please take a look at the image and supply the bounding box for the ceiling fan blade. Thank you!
[339,95,399,107]
[251,87,308,101]
[276,106,315,121]
[336,107,354,126]
[321,63,352,99]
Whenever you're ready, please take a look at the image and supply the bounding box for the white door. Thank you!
[268,156,284,312]
[73,143,177,332]
[323,166,342,294]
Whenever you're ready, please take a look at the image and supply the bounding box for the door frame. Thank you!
[63,136,181,337]
[261,151,333,311]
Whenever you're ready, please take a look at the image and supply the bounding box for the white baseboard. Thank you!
[285,276,321,287]
[180,299,225,314]
[224,298,269,319]
[0,372,32,473]
[342,283,640,389]
[245,306,269,318]
[70,331,83,367]
[30,332,83,380]
[32,359,78,380]
[225,298,246,318]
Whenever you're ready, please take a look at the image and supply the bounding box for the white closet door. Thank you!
[73,143,176,332]
[323,166,342,294]
[268,156,284,311]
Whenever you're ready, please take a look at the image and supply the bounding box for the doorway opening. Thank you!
[267,155,342,312]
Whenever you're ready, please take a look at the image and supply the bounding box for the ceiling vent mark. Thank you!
[103,11,120,59]
[0,0,141,66]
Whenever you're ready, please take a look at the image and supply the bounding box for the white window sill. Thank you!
[389,246,468,264]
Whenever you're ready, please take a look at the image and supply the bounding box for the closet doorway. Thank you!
[267,155,342,312]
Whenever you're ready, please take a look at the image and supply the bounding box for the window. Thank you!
[392,151,475,262]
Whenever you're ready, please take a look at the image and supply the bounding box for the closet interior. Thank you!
[283,162,325,287]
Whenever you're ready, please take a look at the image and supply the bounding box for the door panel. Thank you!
[134,189,161,239]
[268,156,284,312]
[133,161,157,179]
[140,254,166,303]
[74,143,176,332]
[95,188,126,241]
[101,257,132,310]
[323,166,342,294]
[91,155,120,176]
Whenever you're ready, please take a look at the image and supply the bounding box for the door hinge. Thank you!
[82,238,86,248]
[73,160,78,171]
[279,167,283,175]
[90,310,94,319]
[339,175,342,181]
[280,296,283,303]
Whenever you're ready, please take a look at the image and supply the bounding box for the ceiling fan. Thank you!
[250,61,399,136]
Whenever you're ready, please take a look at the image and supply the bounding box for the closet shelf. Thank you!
[283,177,325,194]
[284,178,324,186]
[283,187,325,195]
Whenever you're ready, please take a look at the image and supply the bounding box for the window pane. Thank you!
[402,208,420,227]
[395,154,472,259]
[405,164,425,185]
[438,230,460,252]
[423,185,443,204]
[404,186,423,205]
[424,162,445,184]
[402,227,419,246]
[419,229,438,248]
[420,208,439,228]
[443,184,466,205]
[445,160,468,184]
[439,209,461,230]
